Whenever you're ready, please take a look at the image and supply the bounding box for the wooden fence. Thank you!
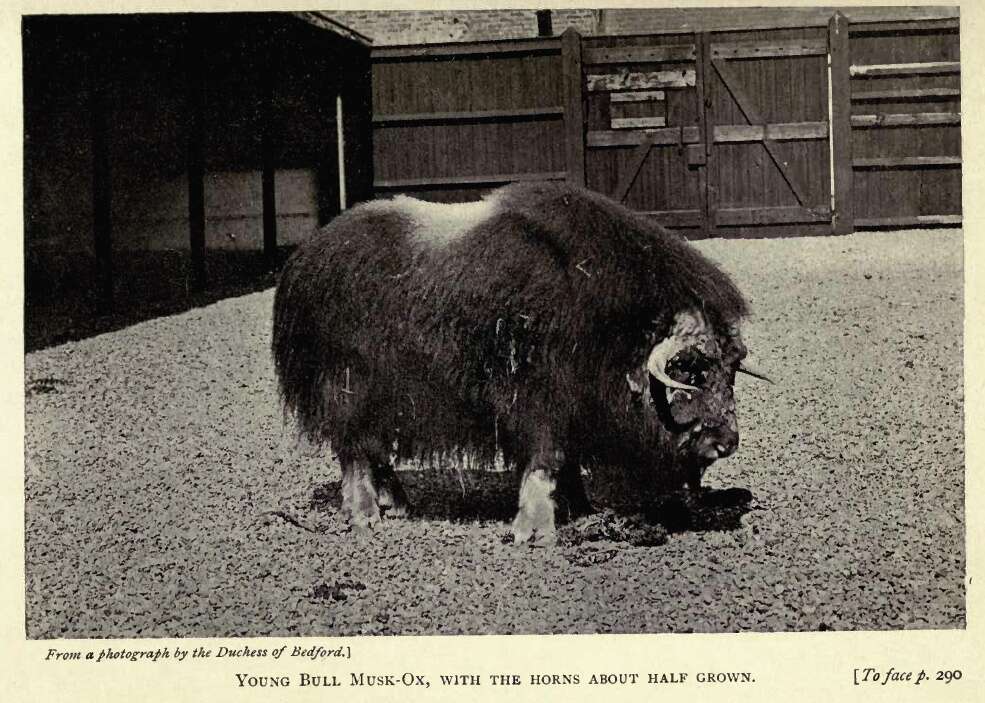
[842,16,961,229]
[370,12,961,238]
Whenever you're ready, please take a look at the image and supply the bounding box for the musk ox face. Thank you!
[629,309,749,484]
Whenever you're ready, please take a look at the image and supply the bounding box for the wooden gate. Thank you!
[369,12,960,238]
[584,27,833,238]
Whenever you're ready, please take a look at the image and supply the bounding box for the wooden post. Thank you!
[261,153,277,265]
[261,165,277,264]
[562,27,585,188]
[336,93,347,210]
[316,50,340,226]
[697,32,717,240]
[90,36,113,309]
[261,37,277,266]
[829,11,854,235]
[315,140,340,226]
[693,31,711,239]
[185,18,207,292]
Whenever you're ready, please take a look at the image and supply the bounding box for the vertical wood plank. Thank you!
[562,27,586,187]
[915,29,928,218]
[185,17,207,292]
[693,31,712,238]
[261,162,277,261]
[795,30,810,205]
[260,30,277,265]
[90,30,113,309]
[829,11,854,234]
[613,135,655,203]
[698,32,717,239]
[759,34,772,207]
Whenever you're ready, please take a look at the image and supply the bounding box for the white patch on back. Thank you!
[366,194,500,248]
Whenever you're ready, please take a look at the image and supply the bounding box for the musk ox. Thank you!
[273,182,761,544]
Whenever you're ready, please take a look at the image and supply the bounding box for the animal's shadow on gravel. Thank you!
[310,467,753,534]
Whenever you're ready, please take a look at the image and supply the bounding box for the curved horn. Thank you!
[738,363,774,384]
[646,339,698,392]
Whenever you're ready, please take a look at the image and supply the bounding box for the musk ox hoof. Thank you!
[345,504,382,537]
[382,502,409,519]
[510,509,557,546]
[376,483,411,519]
[349,523,376,539]
[559,495,595,523]
[348,508,382,537]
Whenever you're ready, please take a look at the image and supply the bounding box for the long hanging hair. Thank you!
[272,181,747,469]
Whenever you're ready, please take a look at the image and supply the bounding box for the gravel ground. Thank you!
[24,228,964,637]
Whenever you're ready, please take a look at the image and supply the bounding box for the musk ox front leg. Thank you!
[557,460,593,520]
[511,436,565,545]
[340,455,380,534]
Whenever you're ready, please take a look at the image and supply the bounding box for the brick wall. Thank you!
[599,6,958,34]
[323,7,958,46]
[322,9,599,45]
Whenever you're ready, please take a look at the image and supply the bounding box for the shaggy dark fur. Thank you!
[272,182,747,491]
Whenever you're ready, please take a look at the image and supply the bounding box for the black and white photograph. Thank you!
[12,1,979,691]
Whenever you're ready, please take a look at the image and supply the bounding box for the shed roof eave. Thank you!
[294,11,373,47]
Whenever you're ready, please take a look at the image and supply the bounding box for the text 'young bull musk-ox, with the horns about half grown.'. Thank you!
[272,181,766,544]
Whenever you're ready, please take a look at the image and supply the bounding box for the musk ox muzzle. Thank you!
[272,182,763,544]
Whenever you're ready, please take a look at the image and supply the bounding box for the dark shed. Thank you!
[23,12,372,329]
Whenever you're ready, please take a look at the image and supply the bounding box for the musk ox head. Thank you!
[627,308,766,487]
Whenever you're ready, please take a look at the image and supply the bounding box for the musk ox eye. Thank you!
[664,351,714,389]
[722,333,748,367]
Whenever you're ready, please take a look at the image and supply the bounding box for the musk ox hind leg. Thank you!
[373,462,411,518]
